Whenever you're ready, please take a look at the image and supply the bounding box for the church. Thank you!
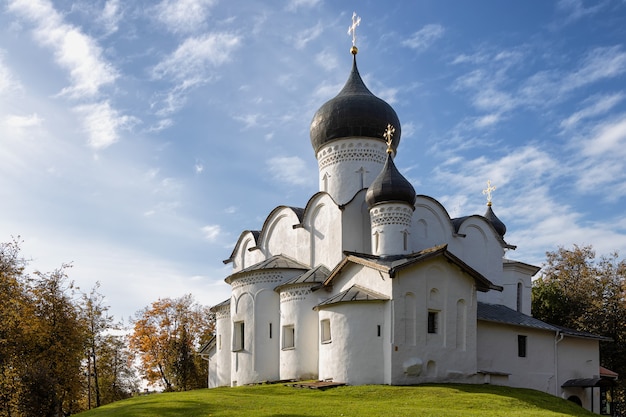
[200,18,615,415]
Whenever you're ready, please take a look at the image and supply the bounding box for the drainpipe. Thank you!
[554,331,564,395]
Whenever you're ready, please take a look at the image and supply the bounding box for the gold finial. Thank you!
[348,12,361,54]
[482,180,496,206]
[383,124,395,154]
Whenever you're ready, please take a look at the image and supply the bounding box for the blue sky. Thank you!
[1,0,626,321]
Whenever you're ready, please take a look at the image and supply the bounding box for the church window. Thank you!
[269,323,273,339]
[233,321,245,351]
[282,325,295,349]
[518,335,527,357]
[517,282,523,312]
[218,335,222,350]
[321,319,331,343]
[377,324,381,337]
[427,311,438,334]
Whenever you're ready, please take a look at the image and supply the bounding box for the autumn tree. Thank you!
[80,284,138,409]
[532,244,626,413]
[129,294,214,391]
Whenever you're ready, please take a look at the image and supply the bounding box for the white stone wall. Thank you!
[279,284,319,381]
[317,138,387,206]
[390,261,478,385]
[318,302,388,384]
[477,322,556,393]
[370,202,414,257]
[211,304,231,387]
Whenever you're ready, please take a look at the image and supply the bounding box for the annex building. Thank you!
[201,27,616,415]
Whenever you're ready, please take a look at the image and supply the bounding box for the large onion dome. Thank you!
[310,53,401,155]
[365,152,416,208]
[484,203,506,237]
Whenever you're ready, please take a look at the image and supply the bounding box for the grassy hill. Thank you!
[76,383,595,417]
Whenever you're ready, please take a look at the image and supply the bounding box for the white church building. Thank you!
[201,29,615,415]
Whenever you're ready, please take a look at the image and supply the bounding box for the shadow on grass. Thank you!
[429,384,593,416]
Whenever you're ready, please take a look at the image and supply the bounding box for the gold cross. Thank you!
[482,180,496,206]
[348,12,361,47]
[383,124,395,154]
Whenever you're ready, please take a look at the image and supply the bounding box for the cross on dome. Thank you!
[383,124,395,154]
[482,180,497,206]
[348,12,361,54]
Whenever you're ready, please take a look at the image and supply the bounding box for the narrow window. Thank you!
[233,321,245,351]
[428,311,438,334]
[321,319,331,344]
[269,322,272,339]
[517,282,523,312]
[218,334,222,350]
[518,335,527,358]
[377,324,381,337]
[282,325,295,349]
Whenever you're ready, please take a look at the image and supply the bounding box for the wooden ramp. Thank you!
[286,381,346,390]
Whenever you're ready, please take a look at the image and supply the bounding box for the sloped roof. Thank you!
[225,254,309,284]
[477,302,612,341]
[314,285,389,310]
[209,298,230,313]
[275,264,331,291]
[323,244,501,293]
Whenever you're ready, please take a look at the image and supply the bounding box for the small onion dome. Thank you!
[310,54,401,155]
[365,153,416,208]
[484,203,506,237]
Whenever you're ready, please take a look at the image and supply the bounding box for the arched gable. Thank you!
[449,215,504,280]
[257,206,305,262]
[302,193,342,268]
[224,230,260,272]
[411,196,455,251]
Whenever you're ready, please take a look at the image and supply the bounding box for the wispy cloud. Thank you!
[154,0,217,34]
[286,0,321,12]
[153,32,242,81]
[74,101,137,150]
[3,113,43,128]
[560,46,626,93]
[293,22,323,50]
[555,0,607,25]
[0,52,20,93]
[560,92,625,131]
[402,24,445,52]
[8,0,118,99]
[99,0,122,35]
[266,156,313,186]
[201,224,221,242]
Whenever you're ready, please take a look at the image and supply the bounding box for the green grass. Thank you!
[76,384,595,417]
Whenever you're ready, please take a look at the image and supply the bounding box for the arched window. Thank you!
[517,282,523,312]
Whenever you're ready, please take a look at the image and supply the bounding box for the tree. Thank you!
[532,244,626,413]
[129,295,214,391]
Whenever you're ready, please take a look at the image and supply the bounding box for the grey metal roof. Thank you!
[209,298,230,312]
[326,245,501,293]
[477,302,611,341]
[309,54,401,154]
[562,378,615,388]
[483,204,506,237]
[225,254,309,284]
[275,264,331,291]
[314,285,389,310]
[365,153,416,208]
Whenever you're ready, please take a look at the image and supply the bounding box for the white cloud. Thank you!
[315,49,339,71]
[286,0,321,12]
[100,0,122,35]
[560,46,626,94]
[402,24,445,52]
[0,52,20,93]
[153,32,242,81]
[74,101,137,150]
[201,224,221,242]
[560,92,625,131]
[8,0,118,99]
[266,156,312,186]
[3,113,43,128]
[155,0,217,33]
[293,22,323,50]
[580,114,626,158]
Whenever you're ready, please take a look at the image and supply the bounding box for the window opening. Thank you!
[321,319,332,343]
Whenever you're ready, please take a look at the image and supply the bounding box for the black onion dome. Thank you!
[366,153,416,208]
[310,55,401,154]
[484,204,506,237]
